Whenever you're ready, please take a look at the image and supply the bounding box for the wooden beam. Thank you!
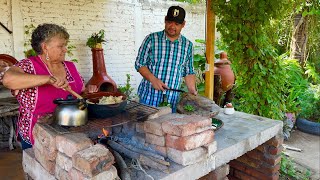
[204,0,216,100]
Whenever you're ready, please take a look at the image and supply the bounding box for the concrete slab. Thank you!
[284,129,320,180]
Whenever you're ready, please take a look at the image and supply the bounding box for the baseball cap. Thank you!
[165,6,185,24]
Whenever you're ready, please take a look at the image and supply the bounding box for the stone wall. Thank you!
[0,0,206,90]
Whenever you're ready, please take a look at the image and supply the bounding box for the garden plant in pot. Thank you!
[296,85,320,136]
[281,59,320,138]
[86,29,106,49]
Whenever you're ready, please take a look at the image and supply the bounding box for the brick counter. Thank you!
[142,109,283,180]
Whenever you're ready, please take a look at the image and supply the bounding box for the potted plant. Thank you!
[296,85,320,136]
[86,29,106,49]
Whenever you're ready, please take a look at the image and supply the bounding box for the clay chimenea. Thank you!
[86,48,117,92]
[85,30,117,92]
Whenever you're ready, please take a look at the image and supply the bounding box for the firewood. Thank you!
[118,142,165,161]
[139,155,170,174]
[107,140,140,159]
[113,150,131,180]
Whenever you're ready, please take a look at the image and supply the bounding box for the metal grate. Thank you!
[46,101,159,134]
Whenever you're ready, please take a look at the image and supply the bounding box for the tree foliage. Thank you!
[211,0,294,120]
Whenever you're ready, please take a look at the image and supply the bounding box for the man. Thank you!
[135,6,197,112]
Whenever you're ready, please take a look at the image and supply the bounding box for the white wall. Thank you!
[0,0,206,90]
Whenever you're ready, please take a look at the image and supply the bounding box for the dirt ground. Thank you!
[283,129,320,180]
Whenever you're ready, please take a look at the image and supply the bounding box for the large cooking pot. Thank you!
[53,95,88,126]
[85,91,127,119]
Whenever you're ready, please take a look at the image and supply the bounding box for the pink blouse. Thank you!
[14,56,84,145]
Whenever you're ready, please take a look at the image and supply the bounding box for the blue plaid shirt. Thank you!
[135,30,194,109]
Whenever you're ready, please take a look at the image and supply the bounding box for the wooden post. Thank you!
[204,0,216,100]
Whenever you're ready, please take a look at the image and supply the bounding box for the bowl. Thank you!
[85,91,127,119]
[224,107,235,115]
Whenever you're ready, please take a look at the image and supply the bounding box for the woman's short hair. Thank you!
[31,23,69,54]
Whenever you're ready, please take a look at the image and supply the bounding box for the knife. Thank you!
[166,88,185,93]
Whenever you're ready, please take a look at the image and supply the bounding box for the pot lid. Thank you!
[53,95,82,105]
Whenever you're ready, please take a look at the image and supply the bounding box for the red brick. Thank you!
[33,147,56,175]
[268,145,283,155]
[147,106,172,119]
[34,139,58,161]
[144,114,185,136]
[72,144,114,177]
[32,123,57,151]
[56,133,93,157]
[246,150,281,166]
[68,168,89,180]
[227,175,241,180]
[233,169,258,180]
[199,164,229,180]
[240,154,261,167]
[55,164,70,180]
[162,114,212,136]
[229,160,246,172]
[167,146,207,166]
[230,160,280,180]
[166,130,214,151]
[265,135,284,147]
[56,152,73,171]
[145,133,166,146]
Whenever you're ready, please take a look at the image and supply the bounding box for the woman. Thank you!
[3,23,87,150]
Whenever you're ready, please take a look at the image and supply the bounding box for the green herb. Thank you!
[159,95,171,108]
[118,74,135,100]
[183,104,195,112]
[86,29,106,49]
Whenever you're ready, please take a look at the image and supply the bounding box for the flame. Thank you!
[102,128,109,136]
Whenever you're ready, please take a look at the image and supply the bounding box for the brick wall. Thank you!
[0,0,206,90]
[0,0,13,54]
[228,135,283,180]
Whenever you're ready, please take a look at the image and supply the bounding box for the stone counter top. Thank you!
[144,109,283,180]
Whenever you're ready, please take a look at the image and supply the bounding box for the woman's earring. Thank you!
[46,52,50,61]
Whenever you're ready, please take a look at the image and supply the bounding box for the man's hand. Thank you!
[138,66,168,91]
[150,76,168,91]
[185,74,197,95]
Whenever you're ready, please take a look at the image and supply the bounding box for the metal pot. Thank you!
[85,91,127,119]
[53,95,88,126]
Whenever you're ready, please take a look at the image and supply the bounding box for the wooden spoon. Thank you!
[65,87,83,99]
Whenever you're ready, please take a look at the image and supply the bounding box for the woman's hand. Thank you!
[48,76,70,89]
[87,85,99,93]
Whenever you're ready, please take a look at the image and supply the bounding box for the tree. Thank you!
[211,0,293,120]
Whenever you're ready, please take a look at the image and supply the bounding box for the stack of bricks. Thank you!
[143,108,217,166]
[228,135,283,180]
[22,123,119,180]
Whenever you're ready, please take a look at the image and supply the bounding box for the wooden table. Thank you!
[0,97,19,150]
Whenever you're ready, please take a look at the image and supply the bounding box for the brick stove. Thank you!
[22,103,283,180]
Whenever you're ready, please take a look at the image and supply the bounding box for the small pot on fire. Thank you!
[53,95,88,126]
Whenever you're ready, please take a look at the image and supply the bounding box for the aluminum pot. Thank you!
[53,95,88,126]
